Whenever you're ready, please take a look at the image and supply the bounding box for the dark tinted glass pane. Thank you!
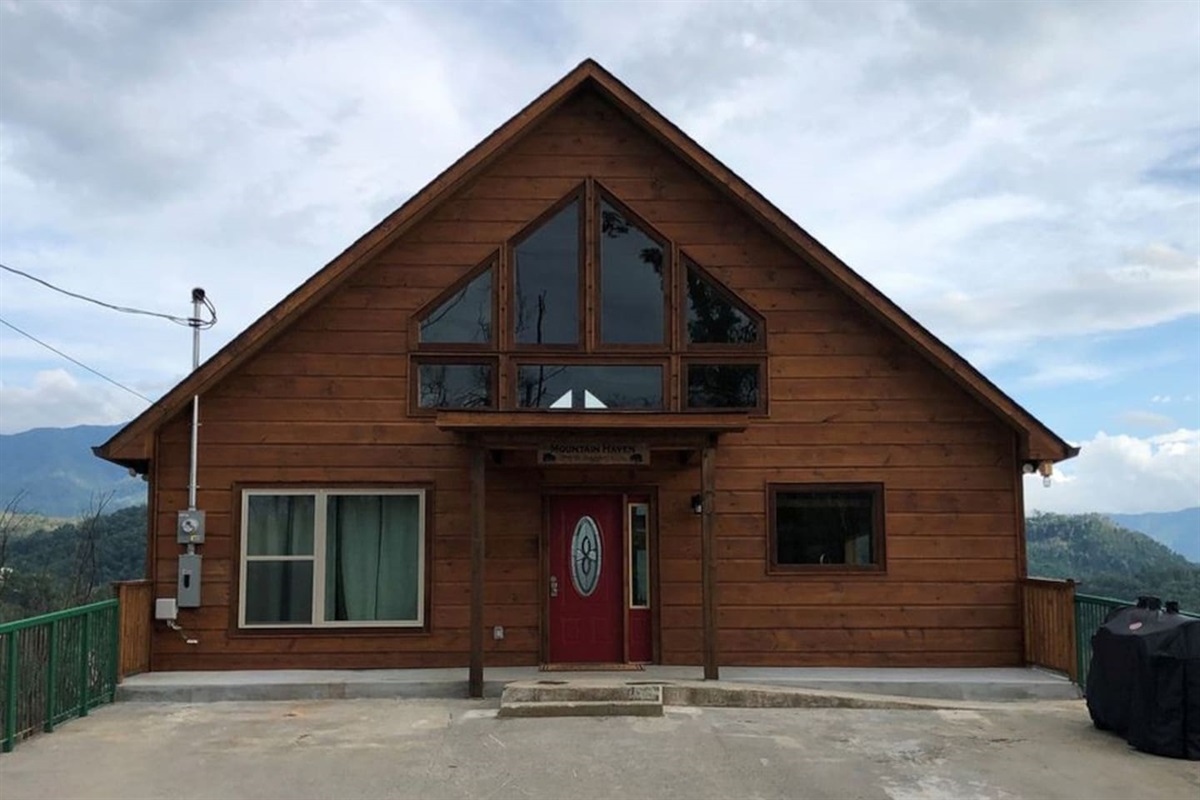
[630,504,649,607]
[245,561,313,624]
[419,266,493,344]
[418,364,493,409]
[686,265,759,344]
[686,364,759,408]
[517,365,662,409]
[600,202,665,344]
[514,201,579,345]
[775,491,876,566]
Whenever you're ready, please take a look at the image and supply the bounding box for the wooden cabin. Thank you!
[96,60,1077,695]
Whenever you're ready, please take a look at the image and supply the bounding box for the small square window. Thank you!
[417,363,494,410]
[769,484,884,571]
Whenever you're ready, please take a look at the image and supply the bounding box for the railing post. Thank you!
[44,620,58,733]
[78,611,90,717]
[108,604,119,701]
[3,631,17,753]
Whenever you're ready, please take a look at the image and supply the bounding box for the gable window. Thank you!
[516,364,664,410]
[240,489,426,628]
[514,198,581,346]
[419,262,494,345]
[599,199,666,345]
[416,361,494,410]
[686,362,761,409]
[411,183,768,414]
[768,484,884,572]
[685,260,760,345]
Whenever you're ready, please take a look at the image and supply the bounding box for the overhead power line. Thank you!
[0,316,153,404]
[0,262,216,329]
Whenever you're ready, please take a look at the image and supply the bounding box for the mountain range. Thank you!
[0,424,145,517]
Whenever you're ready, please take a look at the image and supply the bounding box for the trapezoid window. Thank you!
[516,364,663,410]
[599,199,666,345]
[513,198,580,346]
[419,262,494,345]
[685,260,760,345]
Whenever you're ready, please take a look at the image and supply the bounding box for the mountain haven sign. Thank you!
[538,443,650,465]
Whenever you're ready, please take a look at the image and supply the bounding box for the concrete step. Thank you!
[498,699,664,718]
[498,681,664,717]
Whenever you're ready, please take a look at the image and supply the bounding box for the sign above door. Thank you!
[538,443,650,465]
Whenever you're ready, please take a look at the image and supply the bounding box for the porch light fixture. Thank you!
[1037,460,1054,488]
[691,494,704,515]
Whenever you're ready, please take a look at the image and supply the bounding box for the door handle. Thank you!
[549,575,559,598]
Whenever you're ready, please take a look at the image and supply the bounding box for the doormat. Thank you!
[539,663,645,672]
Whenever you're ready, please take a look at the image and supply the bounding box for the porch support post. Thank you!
[469,445,486,698]
[700,436,719,680]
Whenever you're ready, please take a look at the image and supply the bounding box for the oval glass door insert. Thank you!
[570,515,603,597]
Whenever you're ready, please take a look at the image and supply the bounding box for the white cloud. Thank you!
[1025,429,1200,514]
[0,368,151,433]
[0,0,1197,436]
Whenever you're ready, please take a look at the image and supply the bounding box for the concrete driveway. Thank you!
[1,700,1196,800]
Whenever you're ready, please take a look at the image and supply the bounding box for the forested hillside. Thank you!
[1027,512,1200,611]
[0,504,146,622]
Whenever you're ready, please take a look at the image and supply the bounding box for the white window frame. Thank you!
[239,488,426,629]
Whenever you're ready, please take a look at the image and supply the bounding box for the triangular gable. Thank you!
[96,59,1076,468]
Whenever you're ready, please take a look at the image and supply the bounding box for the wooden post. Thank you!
[468,446,486,698]
[700,438,719,680]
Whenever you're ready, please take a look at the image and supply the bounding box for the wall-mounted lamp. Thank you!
[1037,460,1054,488]
[691,494,704,515]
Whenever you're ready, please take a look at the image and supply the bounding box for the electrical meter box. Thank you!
[177,509,206,544]
[178,553,202,608]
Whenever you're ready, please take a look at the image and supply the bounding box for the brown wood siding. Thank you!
[147,88,1021,671]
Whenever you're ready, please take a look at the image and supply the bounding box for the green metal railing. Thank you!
[1075,593,1200,690]
[0,599,120,753]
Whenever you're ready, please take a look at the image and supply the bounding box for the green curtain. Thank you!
[325,495,420,622]
[245,495,315,624]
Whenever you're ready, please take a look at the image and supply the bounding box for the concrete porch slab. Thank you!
[117,665,1079,704]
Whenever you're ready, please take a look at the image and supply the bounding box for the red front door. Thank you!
[548,495,624,663]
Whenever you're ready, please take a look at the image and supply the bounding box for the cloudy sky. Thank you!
[0,0,1197,514]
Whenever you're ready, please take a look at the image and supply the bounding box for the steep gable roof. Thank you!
[96,59,1077,469]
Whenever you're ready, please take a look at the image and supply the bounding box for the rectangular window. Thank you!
[240,489,426,628]
[686,362,761,409]
[629,503,650,608]
[417,362,494,409]
[516,364,664,410]
[769,484,883,571]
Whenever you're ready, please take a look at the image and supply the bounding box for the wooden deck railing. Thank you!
[1022,577,1077,681]
[112,580,152,680]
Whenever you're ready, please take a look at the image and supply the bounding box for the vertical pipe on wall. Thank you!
[469,445,486,698]
[701,437,719,681]
[187,288,204,512]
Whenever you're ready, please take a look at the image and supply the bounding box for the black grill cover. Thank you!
[1086,604,1200,760]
